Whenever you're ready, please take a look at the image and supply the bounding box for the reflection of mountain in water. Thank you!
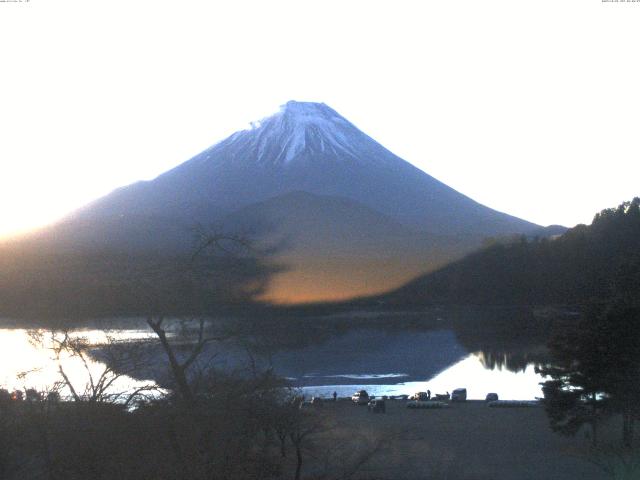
[265,329,468,386]
[110,327,469,388]
[99,307,556,389]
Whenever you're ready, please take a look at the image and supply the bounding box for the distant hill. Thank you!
[378,198,640,307]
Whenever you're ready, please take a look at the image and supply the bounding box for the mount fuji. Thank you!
[79,101,536,236]
[14,101,543,303]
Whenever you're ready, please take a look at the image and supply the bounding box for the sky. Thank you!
[1,0,639,239]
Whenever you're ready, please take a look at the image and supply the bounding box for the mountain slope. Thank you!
[3,101,543,306]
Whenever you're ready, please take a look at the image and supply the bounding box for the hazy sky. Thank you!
[1,0,639,238]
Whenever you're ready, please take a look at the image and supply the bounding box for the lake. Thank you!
[0,321,548,401]
[257,327,546,400]
[0,328,158,398]
[298,354,545,400]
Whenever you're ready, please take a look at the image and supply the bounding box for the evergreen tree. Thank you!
[539,299,640,447]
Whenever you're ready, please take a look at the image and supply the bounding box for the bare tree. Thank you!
[143,231,263,405]
[145,317,224,405]
[27,329,159,406]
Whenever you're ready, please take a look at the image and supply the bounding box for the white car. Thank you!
[351,390,370,405]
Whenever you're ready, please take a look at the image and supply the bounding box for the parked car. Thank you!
[368,398,386,413]
[409,392,430,401]
[351,390,370,405]
[485,392,499,402]
[451,388,467,402]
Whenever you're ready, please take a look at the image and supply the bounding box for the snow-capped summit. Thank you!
[279,100,341,119]
[260,100,350,129]
[213,100,378,165]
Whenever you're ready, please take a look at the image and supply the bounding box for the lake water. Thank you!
[0,325,547,401]
[299,354,545,400]
[0,328,158,398]
[258,327,546,400]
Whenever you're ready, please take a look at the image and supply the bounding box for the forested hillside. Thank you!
[383,198,640,306]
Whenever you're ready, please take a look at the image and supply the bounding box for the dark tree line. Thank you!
[538,300,640,448]
[536,236,640,460]
[385,198,640,307]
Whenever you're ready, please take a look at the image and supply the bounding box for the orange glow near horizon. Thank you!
[257,256,435,305]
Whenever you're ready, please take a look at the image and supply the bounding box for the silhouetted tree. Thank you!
[540,300,640,447]
[27,330,158,405]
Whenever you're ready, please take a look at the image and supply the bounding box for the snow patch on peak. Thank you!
[281,101,349,127]
[267,101,357,163]
[207,101,369,167]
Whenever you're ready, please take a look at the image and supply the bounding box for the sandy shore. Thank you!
[309,399,612,480]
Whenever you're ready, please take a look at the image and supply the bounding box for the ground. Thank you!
[305,399,613,480]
